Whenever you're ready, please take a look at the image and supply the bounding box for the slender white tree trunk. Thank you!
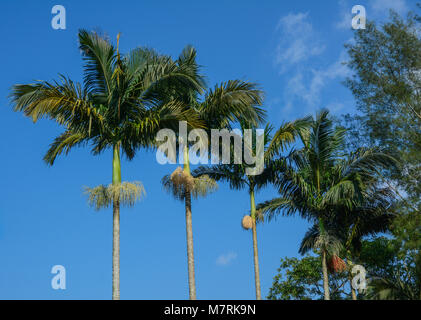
[350,277,357,300]
[321,249,330,300]
[348,259,357,300]
[251,218,262,300]
[185,190,196,300]
[112,200,120,300]
[183,145,196,300]
[112,143,121,300]
[250,188,262,300]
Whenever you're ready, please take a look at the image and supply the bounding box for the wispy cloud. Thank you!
[216,252,237,266]
[272,11,352,118]
[275,12,325,72]
[370,0,408,16]
[283,50,351,113]
[336,0,352,30]
[325,101,348,114]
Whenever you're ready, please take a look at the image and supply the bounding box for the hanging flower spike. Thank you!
[84,181,145,211]
[162,167,218,201]
[328,254,347,273]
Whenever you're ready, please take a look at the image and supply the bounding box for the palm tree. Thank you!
[162,161,218,300]
[162,80,266,300]
[366,273,420,300]
[299,207,394,299]
[10,30,204,299]
[339,185,395,300]
[298,156,397,300]
[193,118,310,299]
[257,110,396,300]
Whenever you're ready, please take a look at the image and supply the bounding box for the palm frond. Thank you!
[10,76,103,127]
[192,165,248,191]
[366,275,418,300]
[265,116,312,159]
[256,197,304,221]
[199,80,265,128]
[44,130,88,165]
[176,45,206,95]
[78,29,116,94]
[299,224,320,255]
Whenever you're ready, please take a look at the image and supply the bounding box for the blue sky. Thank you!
[0,0,417,299]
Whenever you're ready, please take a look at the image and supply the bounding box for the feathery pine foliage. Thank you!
[341,8,421,299]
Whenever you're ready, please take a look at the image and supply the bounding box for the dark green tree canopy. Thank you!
[343,12,421,200]
[342,9,421,298]
[267,255,348,300]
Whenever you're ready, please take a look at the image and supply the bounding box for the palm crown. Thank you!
[11,30,205,164]
[258,110,396,221]
[256,109,397,299]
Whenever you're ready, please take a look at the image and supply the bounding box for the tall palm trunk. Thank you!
[321,249,330,300]
[183,145,196,300]
[347,258,357,300]
[112,143,121,300]
[349,276,357,300]
[319,218,330,300]
[414,251,421,300]
[250,188,262,300]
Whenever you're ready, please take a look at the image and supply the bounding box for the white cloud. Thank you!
[272,11,352,118]
[275,12,325,72]
[216,252,237,266]
[284,50,350,110]
[336,12,352,30]
[325,101,346,113]
[336,0,352,30]
[370,0,408,15]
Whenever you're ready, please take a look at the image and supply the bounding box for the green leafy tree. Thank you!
[267,255,348,300]
[10,30,204,299]
[301,167,397,300]
[268,237,417,300]
[257,110,395,300]
[299,194,395,300]
[361,237,420,300]
[344,12,421,196]
[343,9,421,297]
